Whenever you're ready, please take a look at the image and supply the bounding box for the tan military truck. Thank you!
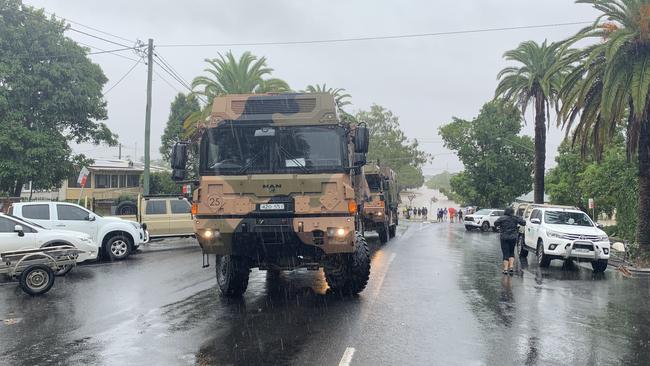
[170,93,371,296]
[362,165,399,243]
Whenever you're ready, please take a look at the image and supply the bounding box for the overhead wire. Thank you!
[156,21,592,48]
[153,70,182,93]
[41,9,136,44]
[103,56,144,96]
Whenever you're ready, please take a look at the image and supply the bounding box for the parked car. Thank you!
[464,209,504,231]
[114,196,194,239]
[9,202,148,260]
[521,207,610,272]
[0,213,98,275]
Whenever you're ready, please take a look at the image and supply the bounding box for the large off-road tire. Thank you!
[388,225,396,238]
[517,235,528,257]
[19,264,55,296]
[537,242,551,268]
[115,200,137,215]
[324,234,370,295]
[481,221,490,232]
[216,255,250,297]
[591,259,608,273]
[378,224,389,244]
[105,234,132,261]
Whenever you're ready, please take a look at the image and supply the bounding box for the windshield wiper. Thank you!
[278,145,310,174]
[237,149,267,175]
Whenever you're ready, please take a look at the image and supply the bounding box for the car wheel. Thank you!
[592,259,608,273]
[105,235,131,261]
[19,264,55,296]
[216,255,250,296]
[517,236,528,257]
[537,242,551,267]
[481,221,490,232]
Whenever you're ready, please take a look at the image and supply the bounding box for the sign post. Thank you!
[77,167,90,205]
[588,198,595,219]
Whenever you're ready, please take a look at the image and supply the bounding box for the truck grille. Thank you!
[231,98,316,115]
[464,217,474,222]
[564,234,601,241]
[573,242,594,251]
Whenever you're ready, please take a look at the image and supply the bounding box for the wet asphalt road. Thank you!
[2,220,650,365]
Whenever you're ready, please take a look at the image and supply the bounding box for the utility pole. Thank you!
[118,143,122,160]
[143,38,153,195]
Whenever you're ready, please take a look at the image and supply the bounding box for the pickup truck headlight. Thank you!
[546,230,566,239]
[598,235,610,242]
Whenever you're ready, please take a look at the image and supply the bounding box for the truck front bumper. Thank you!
[544,239,610,261]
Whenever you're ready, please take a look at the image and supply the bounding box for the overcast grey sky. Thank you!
[26,0,599,175]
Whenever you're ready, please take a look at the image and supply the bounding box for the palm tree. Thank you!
[495,40,570,204]
[560,0,650,249]
[303,83,352,110]
[183,51,290,138]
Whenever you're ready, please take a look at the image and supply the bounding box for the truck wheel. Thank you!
[481,222,490,232]
[378,224,389,243]
[324,234,370,295]
[537,242,551,268]
[517,236,528,257]
[19,264,55,296]
[216,255,250,297]
[591,259,608,273]
[388,225,396,238]
[115,201,137,215]
[105,234,132,261]
[465,225,474,231]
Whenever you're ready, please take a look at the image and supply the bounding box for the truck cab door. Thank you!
[18,203,53,228]
[54,204,99,242]
[525,209,541,248]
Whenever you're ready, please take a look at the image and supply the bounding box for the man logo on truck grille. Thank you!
[262,184,282,193]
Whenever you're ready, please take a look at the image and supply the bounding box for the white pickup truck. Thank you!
[10,202,148,260]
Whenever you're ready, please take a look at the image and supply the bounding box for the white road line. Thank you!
[370,252,397,305]
[338,347,356,366]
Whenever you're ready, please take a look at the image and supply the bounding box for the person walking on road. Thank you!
[443,208,448,221]
[448,207,456,223]
[494,207,526,275]
[458,209,463,223]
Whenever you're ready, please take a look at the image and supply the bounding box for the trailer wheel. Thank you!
[19,264,55,296]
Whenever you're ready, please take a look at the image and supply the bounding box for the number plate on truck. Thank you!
[260,203,285,210]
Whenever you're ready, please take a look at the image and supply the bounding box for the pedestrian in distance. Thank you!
[422,207,428,221]
[448,207,456,223]
[443,208,448,221]
[494,207,526,275]
[458,209,463,223]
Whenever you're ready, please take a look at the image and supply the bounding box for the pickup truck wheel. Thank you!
[592,259,608,273]
[19,264,55,296]
[465,225,474,231]
[537,242,551,268]
[481,221,490,232]
[517,236,528,257]
[105,235,131,261]
[216,255,250,297]
[324,234,370,295]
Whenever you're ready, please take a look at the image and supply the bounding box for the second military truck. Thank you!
[171,93,371,296]
[362,164,399,243]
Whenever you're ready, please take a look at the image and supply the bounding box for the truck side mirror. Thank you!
[354,126,369,153]
[172,169,187,182]
[171,142,188,170]
[353,152,366,167]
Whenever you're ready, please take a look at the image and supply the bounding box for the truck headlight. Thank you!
[546,230,565,239]
[202,229,214,239]
[327,228,346,238]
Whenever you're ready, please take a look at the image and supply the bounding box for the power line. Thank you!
[68,27,134,49]
[103,56,144,96]
[76,41,141,62]
[153,70,182,93]
[41,9,136,44]
[156,21,592,48]
[152,57,208,104]
[89,47,139,55]
[153,53,192,91]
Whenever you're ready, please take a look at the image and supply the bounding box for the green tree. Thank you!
[355,105,429,190]
[560,0,650,249]
[184,51,290,139]
[0,0,115,196]
[545,141,591,211]
[147,171,181,195]
[439,100,534,207]
[159,93,200,178]
[495,40,570,204]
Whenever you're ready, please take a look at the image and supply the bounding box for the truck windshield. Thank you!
[200,125,348,175]
[544,211,594,227]
[366,175,382,191]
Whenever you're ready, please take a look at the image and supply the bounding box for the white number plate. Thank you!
[260,203,285,210]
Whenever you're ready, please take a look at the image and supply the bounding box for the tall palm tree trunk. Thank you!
[638,116,650,250]
[533,92,547,204]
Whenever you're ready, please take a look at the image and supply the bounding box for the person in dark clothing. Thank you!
[494,207,526,275]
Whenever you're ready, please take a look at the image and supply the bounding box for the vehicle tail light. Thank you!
[191,202,198,215]
[348,200,357,214]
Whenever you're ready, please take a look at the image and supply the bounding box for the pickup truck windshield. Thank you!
[366,175,382,191]
[200,125,348,175]
[544,211,594,227]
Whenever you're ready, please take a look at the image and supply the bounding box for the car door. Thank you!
[0,216,39,252]
[55,204,99,242]
[525,209,541,248]
[169,199,194,235]
[19,203,53,228]
[143,200,170,236]
[489,210,504,225]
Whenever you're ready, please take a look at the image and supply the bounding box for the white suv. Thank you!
[10,202,148,261]
[522,207,610,272]
[464,209,504,231]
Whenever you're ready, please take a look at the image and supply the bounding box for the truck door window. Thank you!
[57,205,89,220]
[22,204,50,220]
[146,200,167,215]
[170,200,191,214]
[0,217,15,232]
